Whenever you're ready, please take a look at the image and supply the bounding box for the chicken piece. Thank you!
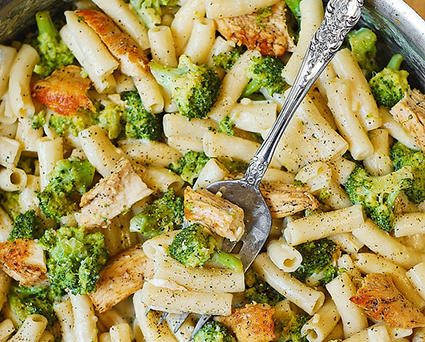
[260,181,319,218]
[75,9,149,79]
[216,303,278,342]
[31,65,95,116]
[184,187,244,242]
[390,88,425,152]
[350,273,425,329]
[0,239,47,286]
[215,2,295,56]
[89,244,154,313]
[79,158,153,229]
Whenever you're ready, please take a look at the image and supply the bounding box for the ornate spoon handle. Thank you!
[243,0,364,188]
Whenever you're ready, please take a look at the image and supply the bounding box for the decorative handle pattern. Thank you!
[243,0,363,188]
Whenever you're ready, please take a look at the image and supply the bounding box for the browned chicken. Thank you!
[184,186,244,242]
[260,181,319,218]
[350,273,425,329]
[0,239,47,285]
[216,303,278,342]
[89,244,154,313]
[31,65,95,116]
[215,2,295,56]
[75,9,150,79]
[390,88,425,152]
[79,158,152,229]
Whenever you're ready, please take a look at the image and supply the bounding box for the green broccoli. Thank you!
[8,285,57,326]
[8,210,44,241]
[39,226,108,298]
[169,150,210,185]
[32,11,74,78]
[212,47,244,70]
[149,55,221,120]
[347,27,378,76]
[345,164,413,232]
[285,0,302,25]
[291,238,339,287]
[391,141,425,204]
[275,312,310,342]
[168,224,243,271]
[244,269,285,305]
[130,0,179,29]
[37,157,95,222]
[0,190,22,220]
[31,110,47,130]
[193,321,236,342]
[242,55,286,98]
[47,108,98,137]
[216,157,248,175]
[121,90,163,141]
[97,103,125,140]
[218,116,235,136]
[129,188,184,238]
[369,54,410,108]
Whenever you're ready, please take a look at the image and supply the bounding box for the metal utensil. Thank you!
[182,0,364,338]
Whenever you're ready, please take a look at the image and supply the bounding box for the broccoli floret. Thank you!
[347,27,378,76]
[291,238,339,287]
[130,0,179,29]
[345,164,413,232]
[218,116,235,136]
[39,226,108,298]
[169,150,210,185]
[369,54,410,108]
[121,90,163,141]
[0,191,21,221]
[129,189,184,238]
[31,110,47,130]
[97,103,125,140]
[216,157,248,175]
[8,285,57,326]
[242,55,286,98]
[37,158,95,222]
[193,321,236,342]
[391,142,425,204]
[32,11,74,78]
[47,109,98,137]
[8,210,44,241]
[168,224,243,271]
[244,269,285,305]
[212,47,244,70]
[149,55,221,120]
[275,312,310,342]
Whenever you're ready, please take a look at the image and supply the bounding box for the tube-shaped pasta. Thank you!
[283,204,365,245]
[0,318,15,342]
[407,262,425,301]
[69,293,98,342]
[193,158,228,190]
[206,0,281,19]
[252,253,325,315]
[78,125,124,177]
[354,253,425,310]
[9,314,48,342]
[165,313,197,342]
[110,324,132,342]
[8,44,39,118]
[326,272,368,338]
[329,156,357,186]
[0,167,27,192]
[142,230,179,260]
[15,118,43,153]
[38,331,55,342]
[183,18,216,65]
[153,256,245,293]
[163,113,217,140]
[301,298,340,342]
[37,137,63,190]
[148,26,177,67]
[329,233,364,255]
[341,324,391,342]
[0,136,21,168]
[0,206,13,242]
[0,45,17,99]
[142,167,184,193]
[352,219,425,269]
[363,128,393,176]
[53,297,75,342]
[207,36,235,68]
[394,212,425,237]
[0,270,11,312]
[266,238,302,272]
[229,99,277,132]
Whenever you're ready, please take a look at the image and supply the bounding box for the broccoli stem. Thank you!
[242,80,262,97]
[285,0,302,24]
[36,11,59,42]
[211,250,243,272]
[386,54,404,71]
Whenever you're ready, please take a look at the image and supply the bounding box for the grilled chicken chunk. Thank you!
[260,181,319,218]
[89,244,154,313]
[350,273,425,329]
[31,65,95,116]
[0,239,47,285]
[216,303,278,342]
[184,187,244,242]
[215,2,295,56]
[80,158,152,229]
[390,88,425,152]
